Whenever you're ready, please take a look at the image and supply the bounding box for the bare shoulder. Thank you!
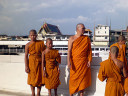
[25,42,31,48]
[43,49,47,54]
[69,35,76,43]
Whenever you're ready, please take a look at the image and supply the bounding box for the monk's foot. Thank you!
[80,93,84,96]
[37,94,40,96]
[31,93,35,96]
[80,90,84,96]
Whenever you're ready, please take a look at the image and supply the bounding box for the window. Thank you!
[106,48,110,51]
[100,48,105,51]
[105,36,107,39]
[98,31,100,34]
[95,53,99,57]
[105,31,106,34]
[105,27,106,29]
[63,48,68,50]
[91,48,94,51]
[95,48,99,51]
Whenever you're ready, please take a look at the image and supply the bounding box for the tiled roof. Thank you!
[38,23,62,35]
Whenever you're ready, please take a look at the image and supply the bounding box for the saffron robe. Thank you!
[45,49,61,89]
[124,77,128,94]
[98,59,125,96]
[110,43,128,94]
[110,43,127,64]
[27,40,45,87]
[69,35,92,94]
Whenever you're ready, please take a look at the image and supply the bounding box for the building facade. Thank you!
[93,24,109,46]
[109,27,128,46]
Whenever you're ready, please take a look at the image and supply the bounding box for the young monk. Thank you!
[42,38,61,96]
[25,29,45,96]
[98,46,128,96]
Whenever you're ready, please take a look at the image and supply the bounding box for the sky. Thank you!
[0,0,128,36]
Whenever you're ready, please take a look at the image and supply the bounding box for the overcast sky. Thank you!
[0,0,128,36]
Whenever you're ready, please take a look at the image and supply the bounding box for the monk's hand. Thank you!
[43,70,46,77]
[68,63,71,69]
[87,61,91,67]
[25,67,30,73]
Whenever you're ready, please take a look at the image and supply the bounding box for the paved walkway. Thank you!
[0,90,49,96]
[0,90,29,96]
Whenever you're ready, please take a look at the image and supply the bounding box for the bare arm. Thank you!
[25,43,30,73]
[67,37,73,69]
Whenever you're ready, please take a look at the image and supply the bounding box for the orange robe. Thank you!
[45,49,61,89]
[110,43,126,64]
[110,43,128,94]
[69,35,92,94]
[98,59,125,96]
[27,40,45,87]
[124,78,128,94]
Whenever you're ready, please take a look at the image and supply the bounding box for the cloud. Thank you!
[39,16,90,24]
[114,0,128,9]
[0,16,12,22]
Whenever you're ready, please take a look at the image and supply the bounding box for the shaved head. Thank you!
[46,38,52,43]
[110,46,119,56]
[118,35,125,42]
[76,23,84,30]
[29,29,37,35]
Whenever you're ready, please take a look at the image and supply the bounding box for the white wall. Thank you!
[95,36,109,41]
[0,54,108,96]
[95,26,109,36]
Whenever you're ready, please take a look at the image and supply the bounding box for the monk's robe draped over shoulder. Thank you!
[28,40,45,87]
[98,59,125,96]
[45,49,61,89]
[110,43,128,94]
[69,35,92,94]
[110,43,126,64]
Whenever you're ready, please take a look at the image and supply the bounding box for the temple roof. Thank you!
[38,22,62,35]
[85,29,92,33]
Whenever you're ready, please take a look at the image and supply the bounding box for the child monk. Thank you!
[25,29,45,96]
[98,46,128,96]
[42,38,61,96]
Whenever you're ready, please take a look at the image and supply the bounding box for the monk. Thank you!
[25,30,45,96]
[110,35,126,65]
[67,23,92,96]
[110,36,128,95]
[98,46,128,96]
[42,38,61,96]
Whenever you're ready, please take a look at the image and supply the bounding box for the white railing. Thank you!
[0,47,110,57]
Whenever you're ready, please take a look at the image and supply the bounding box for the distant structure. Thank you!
[38,22,93,41]
[0,34,28,41]
[84,29,93,42]
[93,24,109,46]
[38,22,62,36]
[37,22,71,40]
[109,27,128,46]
